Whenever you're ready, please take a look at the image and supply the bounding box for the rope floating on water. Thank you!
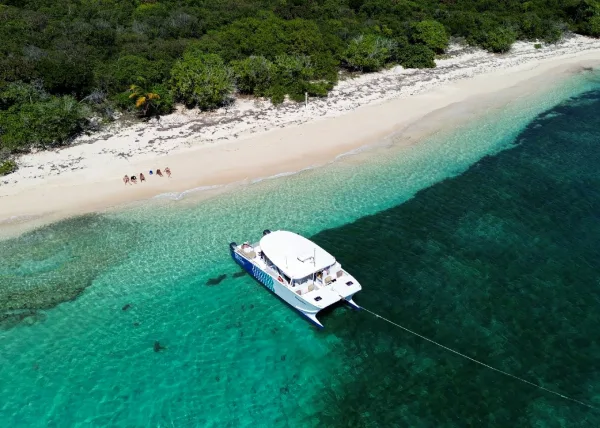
[361,307,598,411]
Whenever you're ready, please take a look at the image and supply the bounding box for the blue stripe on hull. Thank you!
[230,249,324,329]
[231,250,275,292]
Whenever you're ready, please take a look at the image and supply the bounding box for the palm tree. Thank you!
[128,84,160,116]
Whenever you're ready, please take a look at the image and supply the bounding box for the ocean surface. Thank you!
[2,69,600,427]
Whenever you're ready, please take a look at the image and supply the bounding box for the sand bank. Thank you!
[3,35,600,235]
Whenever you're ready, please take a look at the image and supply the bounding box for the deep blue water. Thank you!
[311,87,600,426]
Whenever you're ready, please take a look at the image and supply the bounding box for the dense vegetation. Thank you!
[1,0,600,166]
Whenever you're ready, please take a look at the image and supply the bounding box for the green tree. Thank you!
[271,54,316,102]
[35,47,95,96]
[274,54,315,86]
[396,44,436,69]
[412,20,449,54]
[232,56,275,96]
[95,55,167,93]
[170,52,234,110]
[478,27,517,53]
[588,15,600,37]
[343,34,395,72]
[0,96,88,151]
[0,81,47,110]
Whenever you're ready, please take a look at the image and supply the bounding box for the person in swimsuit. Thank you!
[164,167,171,177]
[156,169,163,177]
[131,175,137,184]
[123,175,130,185]
[140,173,146,182]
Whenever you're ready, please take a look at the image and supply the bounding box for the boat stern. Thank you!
[331,274,362,309]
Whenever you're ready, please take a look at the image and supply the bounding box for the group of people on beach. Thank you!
[123,167,171,185]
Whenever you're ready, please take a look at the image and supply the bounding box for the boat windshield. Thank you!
[294,275,313,286]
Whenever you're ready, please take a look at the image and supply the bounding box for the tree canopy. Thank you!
[412,21,450,54]
[171,51,235,109]
[1,0,600,158]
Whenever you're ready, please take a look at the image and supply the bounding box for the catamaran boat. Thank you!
[229,230,362,328]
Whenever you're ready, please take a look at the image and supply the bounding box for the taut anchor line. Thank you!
[361,307,598,411]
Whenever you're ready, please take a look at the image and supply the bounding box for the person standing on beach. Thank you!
[123,175,130,185]
[156,169,163,177]
[140,173,146,182]
[165,167,171,177]
[131,175,137,184]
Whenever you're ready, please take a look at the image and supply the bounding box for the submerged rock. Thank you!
[122,304,132,311]
[153,341,166,352]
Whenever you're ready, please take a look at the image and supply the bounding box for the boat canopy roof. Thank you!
[260,230,336,280]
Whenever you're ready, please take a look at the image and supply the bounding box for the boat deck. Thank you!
[236,242,357,299]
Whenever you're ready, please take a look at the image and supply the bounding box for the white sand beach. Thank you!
[3,35,600,234]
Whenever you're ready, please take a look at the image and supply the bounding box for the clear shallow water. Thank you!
[2,71,600,427]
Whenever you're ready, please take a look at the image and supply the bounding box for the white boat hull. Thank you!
[231,248,327,328]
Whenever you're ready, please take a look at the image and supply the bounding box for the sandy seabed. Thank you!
[3,35,600,235]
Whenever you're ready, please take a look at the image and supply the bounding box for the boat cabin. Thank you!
[256,231,346,296]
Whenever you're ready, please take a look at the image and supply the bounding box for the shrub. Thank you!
[305,81,330,98]
[170,52,234,110]
[94,55,168,94]
[0,159,17,176]
[269,86,286,105]
[477,27,517,53]
[542,23,563,44]
[534,43,542,49]
[412,20,449,54]
[588,15,600,37]
[0,81,47,110]
[232,56,275,96]
[0,96,88,151]
[397,44,436,69]
[150,85,174,116]
[274,54,315,86]
[343,34,395,72]
[272,54,316,101]
[111,91,136,111]
[35,48,94,96]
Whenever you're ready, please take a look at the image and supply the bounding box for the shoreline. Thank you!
[3,37,600,237]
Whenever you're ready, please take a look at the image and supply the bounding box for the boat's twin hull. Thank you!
[231,249,330,328]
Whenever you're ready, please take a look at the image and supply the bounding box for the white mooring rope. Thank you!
[361,307,598,411]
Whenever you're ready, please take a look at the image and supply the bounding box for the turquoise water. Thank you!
[2,70,600,426]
